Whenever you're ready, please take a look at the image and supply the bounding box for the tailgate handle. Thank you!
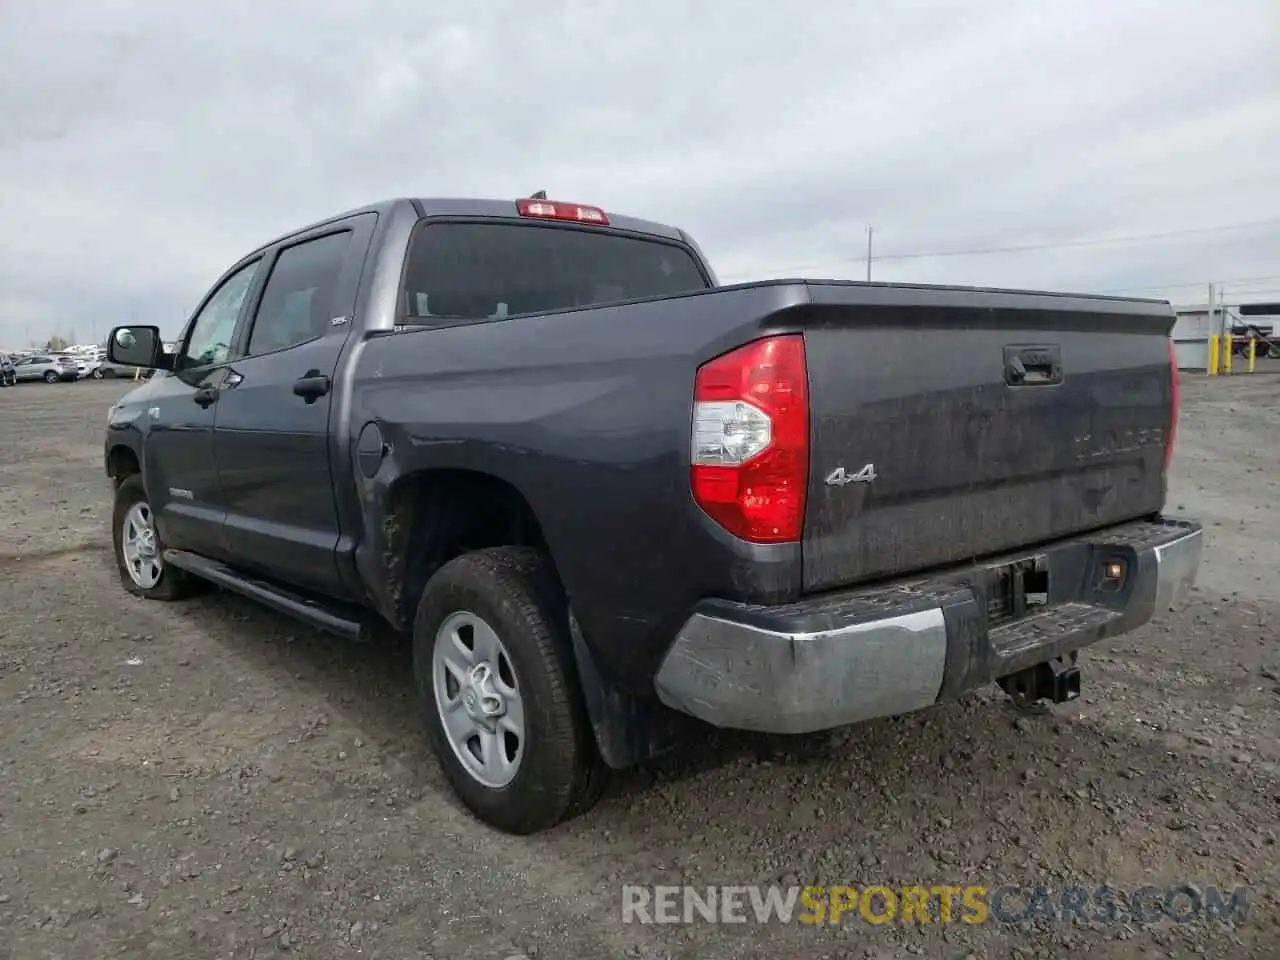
[1004,345,1062,386]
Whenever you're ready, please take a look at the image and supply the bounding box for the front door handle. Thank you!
[293,370,331,404]
[192,370,241,408]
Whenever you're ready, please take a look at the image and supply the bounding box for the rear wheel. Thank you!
[413,547,607,834]
[1268,343,1280,360]
[92,367,104,379]
[43,370,58,383]
[111,475,202,600]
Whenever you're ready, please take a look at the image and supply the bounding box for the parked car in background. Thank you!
[14,354,79,383]
[54,354,88,379]
[86,350,134,378]
[0,352,17,386]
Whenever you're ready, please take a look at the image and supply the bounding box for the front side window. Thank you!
[401,222,709,324]
[181,259,261,370]
[246,231,352,356]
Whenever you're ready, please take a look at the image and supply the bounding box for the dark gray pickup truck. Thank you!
[103,196,1202,833]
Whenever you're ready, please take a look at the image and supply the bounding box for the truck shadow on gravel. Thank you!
[177,585,798,795]
[179,584,1279,859]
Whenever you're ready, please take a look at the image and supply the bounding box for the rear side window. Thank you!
[401,222,709,323]
[246,231,352,356]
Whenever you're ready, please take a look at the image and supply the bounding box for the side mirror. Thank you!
[107,325,168,369]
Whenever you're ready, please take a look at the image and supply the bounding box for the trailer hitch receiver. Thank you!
[998,654,1080,707]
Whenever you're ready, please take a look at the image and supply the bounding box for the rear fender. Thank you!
[356,442,679,767]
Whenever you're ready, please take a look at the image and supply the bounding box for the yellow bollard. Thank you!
[1248,337,1256,373]
[1208,335,1220,375]
[1223,334,1233,373]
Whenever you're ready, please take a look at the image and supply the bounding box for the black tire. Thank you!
[1268,343,1280,360]
[111,475,203,600]
[101,368,115,378]
[413,547,607,834]
[92,368,104,379]
[43,370,58,383]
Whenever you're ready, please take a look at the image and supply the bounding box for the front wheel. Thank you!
[111,475,202,600]
[413,547,607,834]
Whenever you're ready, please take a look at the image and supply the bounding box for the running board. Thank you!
[163,549,373,642]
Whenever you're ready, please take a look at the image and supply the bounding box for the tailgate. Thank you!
[799,282,1174,593]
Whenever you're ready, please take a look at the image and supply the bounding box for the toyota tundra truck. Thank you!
[102,195,1202,834]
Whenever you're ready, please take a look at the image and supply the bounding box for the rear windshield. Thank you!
[401,221,709,323]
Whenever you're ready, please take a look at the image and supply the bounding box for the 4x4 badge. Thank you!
[825,464,877,486]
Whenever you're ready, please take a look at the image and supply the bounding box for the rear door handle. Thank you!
[293,371,331,404]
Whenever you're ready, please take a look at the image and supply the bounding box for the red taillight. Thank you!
[515,198,609,225]
[690,335,809,543]
[1165,336,1179,470]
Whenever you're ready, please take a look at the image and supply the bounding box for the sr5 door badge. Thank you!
[825,463,877,486]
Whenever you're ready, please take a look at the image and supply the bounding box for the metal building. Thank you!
[1171,299,1277,370]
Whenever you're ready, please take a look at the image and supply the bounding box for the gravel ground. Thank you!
[1,373,1278,960]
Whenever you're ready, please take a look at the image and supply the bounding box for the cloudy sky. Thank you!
[1,0,1277,348]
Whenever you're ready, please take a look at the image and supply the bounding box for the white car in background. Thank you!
[50,353,94,379]
[13,354,79,382]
